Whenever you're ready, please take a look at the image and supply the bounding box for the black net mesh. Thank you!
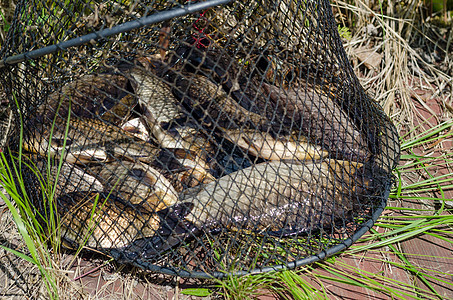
[0,0,400,278]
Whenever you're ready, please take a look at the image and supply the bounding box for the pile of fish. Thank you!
[23,45,386,261]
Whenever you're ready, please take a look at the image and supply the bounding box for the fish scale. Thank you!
[129,61,193,150]
[24,117,162,164]
[130,67,184,124]
[181,159,369,233]
[137,159,379,259]
[58,192,161,249]
[88,160,179,211]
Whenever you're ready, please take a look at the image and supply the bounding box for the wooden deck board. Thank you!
[300,225,416,299]
[398,198,453,299]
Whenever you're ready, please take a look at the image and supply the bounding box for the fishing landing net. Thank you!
[0,0,400,278]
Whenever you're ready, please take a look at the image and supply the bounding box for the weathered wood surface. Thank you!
[398,198,453,299]
[299,224,415,299]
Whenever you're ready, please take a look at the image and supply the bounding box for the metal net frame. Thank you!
[0,0,400,278]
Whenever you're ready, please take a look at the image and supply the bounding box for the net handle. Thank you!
[0,0,232,69]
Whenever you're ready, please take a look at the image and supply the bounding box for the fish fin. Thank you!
[114,203,198,260]
[121,117,150,141]
[141,202,199,259]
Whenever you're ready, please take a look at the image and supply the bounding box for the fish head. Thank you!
[23,123,67,159]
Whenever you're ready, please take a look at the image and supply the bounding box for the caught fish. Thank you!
[36,73,136,126]
[172,73,269,130]
[58,191,162,249]
[223,128,328,161]
[167,47,328,161]
[19,155,154,250]
[261,83,371,161]
[181,159,371,233]
[128,58,190,150]
[138,159,378,258]
[22,157,184,251]
[171,46,375,162]
[173,73,327,161]
[124,58,216,185]
[25,116,213,193]
[22,154,104,198]
[23,117,161,164]
[89,160,178,211]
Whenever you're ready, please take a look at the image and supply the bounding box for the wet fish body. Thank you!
[262,83,372,161]
[128,61,218,185]
[36,73,135,126]
[58,192,161,249]
[181,159,370,233]
[130,67,183,125]
[23,154,104,198]
[25,116,214,196]
[25,158,181,251]
[89,160,179,211]
[24,117,161,164]
[171,46,372,161]
[20,156,160,250]
[167,48,332,161]
[171,72,269,130]
[223,128,328,161]
[128,61,190,150]
[138,159,377,258]
[171,72,328,161]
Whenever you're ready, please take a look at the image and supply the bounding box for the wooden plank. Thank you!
[398,197,453,299]
[297,225,415,299]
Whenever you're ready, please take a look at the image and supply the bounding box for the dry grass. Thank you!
[1,0,452,299]
[334,0,452,136]
[328,1,453,299]
[336,0,453,203]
